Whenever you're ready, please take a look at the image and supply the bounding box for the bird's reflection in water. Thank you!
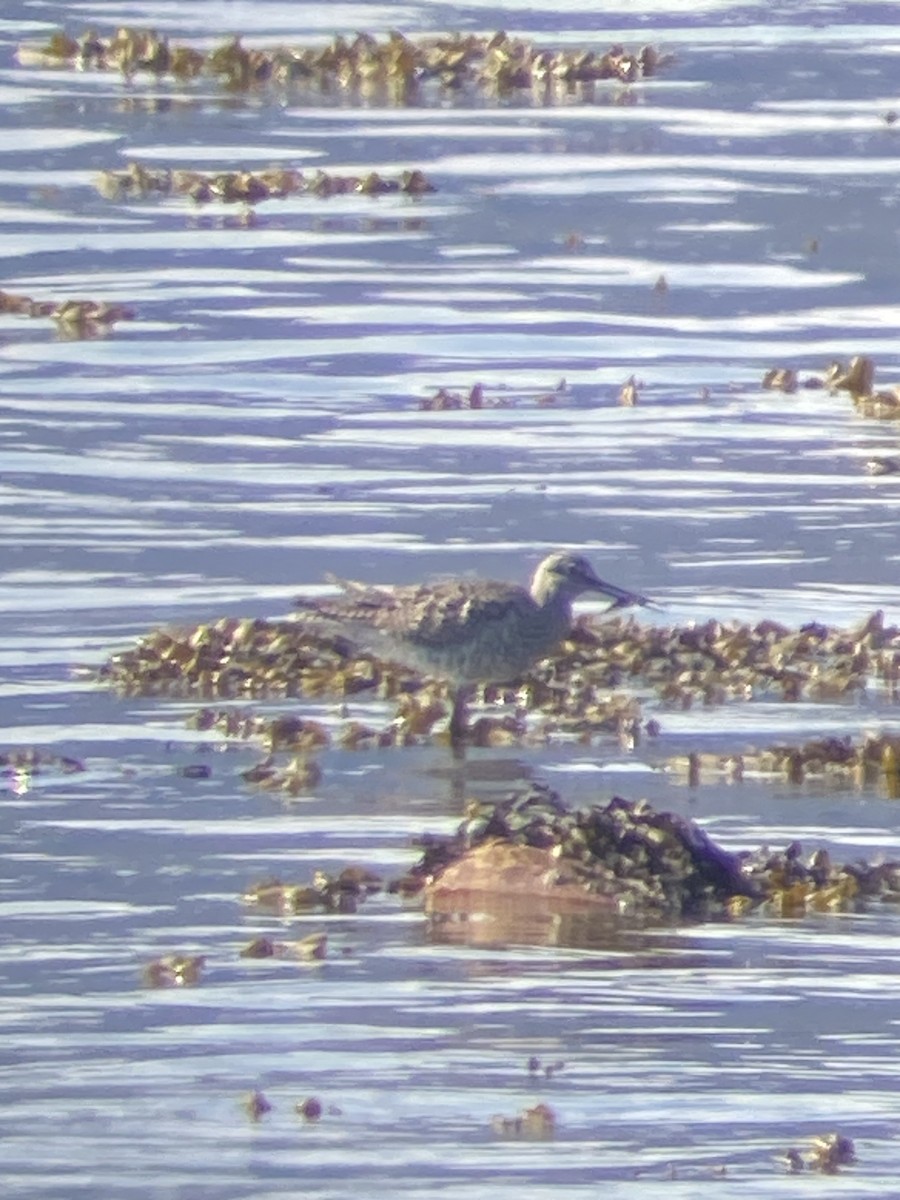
[424,746,550,809]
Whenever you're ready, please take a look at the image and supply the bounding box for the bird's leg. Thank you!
[448,686,472,747]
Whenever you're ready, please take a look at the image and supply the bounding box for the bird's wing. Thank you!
[295,578,527,650]
[384,580,529,649]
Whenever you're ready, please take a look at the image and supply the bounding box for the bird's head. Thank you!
[532,551,652,611]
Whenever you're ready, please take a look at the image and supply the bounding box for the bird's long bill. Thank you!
[588,577,654,611]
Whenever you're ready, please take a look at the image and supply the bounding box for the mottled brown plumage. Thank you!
[295,551,651,742]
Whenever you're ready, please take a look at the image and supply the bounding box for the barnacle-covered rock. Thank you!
[394,787,900,941]
[418,788,760,925]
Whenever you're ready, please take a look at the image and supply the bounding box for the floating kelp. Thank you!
[178,762,212,780]
[763,354,900,419]
[202,713,327,790]
[98,608,900,745]
[189,705,332,749]
[835,354,900,419]
[527,1056,565,1079]
[827,354,875,398]
[0,289,134,337]
[491,1103,556,1140]
[418,380,567,411]
[618,375,640,406]
[243,1090,272,1121]
[239,933,328,961]
[761,366,800,394]
[142,953,206,987]
[18,28,670,101]
[865,456,900,475]
[241,754,322,795]
[0,747,84,776]
[96,161,435,205]
[669,731,900,794]
[395,788,900,929]
[0,747,86,796]
[780,1133,856,1175]
[241,866,382,915]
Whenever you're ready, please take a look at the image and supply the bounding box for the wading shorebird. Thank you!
[294,551,652,744]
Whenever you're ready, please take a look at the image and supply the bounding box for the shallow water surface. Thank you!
[2,1,900,1195]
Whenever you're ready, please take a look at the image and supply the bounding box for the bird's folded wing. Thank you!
[295,579,527,650]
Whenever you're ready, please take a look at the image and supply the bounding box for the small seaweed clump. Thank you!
[0,747,84,776]
[393,787,900,922]
[780,1133,856,1175]
[188,708,328,750]
[243,1090,272,1121]
[18,28,670,100]
[241,866,383,915]
[0,747,85,795]
[142,953,206,987]
[0,289,134,337]
[418,380,567,410]
[670,731,900,794]
[239,933,327,961]
[96,161,434,205]
[491,1103,556,1140]
[764,354,900,419]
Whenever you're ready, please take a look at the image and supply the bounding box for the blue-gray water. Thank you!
[3,1,900,1195]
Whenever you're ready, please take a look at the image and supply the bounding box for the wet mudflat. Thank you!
[3,1,900,1195]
